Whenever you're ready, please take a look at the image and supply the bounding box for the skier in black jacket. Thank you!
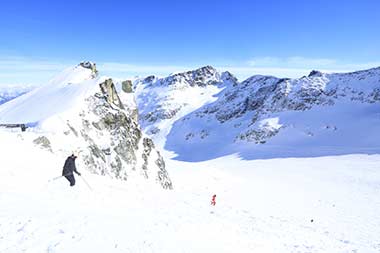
[62,154,81,186]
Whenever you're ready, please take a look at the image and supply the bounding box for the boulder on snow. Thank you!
[122,80,133,93]
[33,136,52,152]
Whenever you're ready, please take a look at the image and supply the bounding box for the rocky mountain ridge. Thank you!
[135,65,380,161]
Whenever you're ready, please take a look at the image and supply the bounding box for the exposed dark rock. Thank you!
[79,61,98,77]
[99,79,125,109]
[33,136,52,151]
[122,80,133,93]
[308,70,323,77]
[143,75,156,84]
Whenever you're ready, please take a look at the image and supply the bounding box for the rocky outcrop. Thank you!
[119,80,139,122]
[65,77,173,189]
[33,136,52,152]
[143,106,182,124]
[99,78,125,109]
[122,80,133,93]
[80,61,98,77]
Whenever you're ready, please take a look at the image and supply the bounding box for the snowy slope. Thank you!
[135,66,380,161]
[0,62,172,188]
[0,65,99,125]
[1,132,380,252]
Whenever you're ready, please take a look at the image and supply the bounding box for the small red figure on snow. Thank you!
[211,194,216,206]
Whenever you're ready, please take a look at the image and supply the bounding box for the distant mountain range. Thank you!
[0,85,35,105]
[134,66,380,161]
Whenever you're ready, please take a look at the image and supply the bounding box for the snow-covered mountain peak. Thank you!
[0,63,103,125]
[221,70,238,85]
[133,65,229,148]
[47,62,98,88]
[174,65,221,86]
[308,69,324,77]
[140,65,222,88]
[187,65,219,79]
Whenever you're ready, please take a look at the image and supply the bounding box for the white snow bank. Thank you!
[259,117,282,130]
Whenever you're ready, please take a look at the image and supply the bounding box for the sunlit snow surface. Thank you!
[0,131,380,252]
[0,66,102,125]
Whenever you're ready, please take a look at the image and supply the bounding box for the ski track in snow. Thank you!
[1,131,380,252]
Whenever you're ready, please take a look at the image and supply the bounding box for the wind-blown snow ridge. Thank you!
[0,65,99,125]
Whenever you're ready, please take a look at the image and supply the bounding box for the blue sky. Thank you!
[0,0,379,85]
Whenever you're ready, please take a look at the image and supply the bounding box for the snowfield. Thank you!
[1,131,380,253]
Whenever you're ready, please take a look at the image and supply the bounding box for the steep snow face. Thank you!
[136,66,380,161]
[134,66,237,148]
[0,85,35,105]
[0,63,172,189]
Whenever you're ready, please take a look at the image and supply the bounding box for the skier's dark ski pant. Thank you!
[64,174,75,186]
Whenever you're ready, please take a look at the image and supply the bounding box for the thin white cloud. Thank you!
[286,56,337,67]
[0,57,77,86]
[217,66,354,80]
[0,56,71,71]
[248,57,282,67]
[98,62,193,76]
[248,56,337,68]
[241,56,380,80]
[0,56,379,86]
[248,56,380,69]
[339,61,380,70]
